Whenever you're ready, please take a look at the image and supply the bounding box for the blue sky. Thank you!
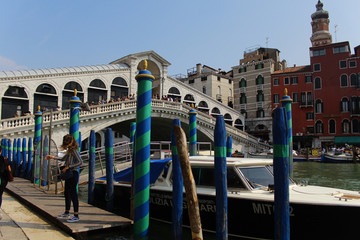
[0,0,359,76]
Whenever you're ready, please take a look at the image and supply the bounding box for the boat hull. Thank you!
[94,183,360,240]
[322,153,355,163]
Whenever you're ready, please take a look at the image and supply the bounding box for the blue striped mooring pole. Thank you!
[105,128,114,211]
[214,115,228,240]
[188,108,197,156]
[34,107,42,184]
[7,139,11,165]
[134,60,154,238]
[27,138,32,179]
[21,138,27,178]
[280,88,293,178]
[16,138,21,177]
[226,136,232,158]
[171,119,183,240]
[273,107,290,240]
[88,130,96,204]
[42,135,49,186]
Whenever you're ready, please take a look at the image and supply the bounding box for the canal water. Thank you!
[79,161,360,239]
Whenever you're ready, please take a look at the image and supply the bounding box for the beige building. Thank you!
[176,64,234,118]
[232,47,284,142]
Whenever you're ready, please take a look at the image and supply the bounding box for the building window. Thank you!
[256,75,264,85]
[340,74,348,87]
[239,67,247,73]
[350,74,357,86]
[217,76,221,81]
[284,77,290,85]
[240,94,247,104]
[255,63,264,69]
[352,119,359,133]
[342,119,350,134]
[203,86,206,94]
[240,78,246,88]
[307,92,313,105]
[305,76,313,83]
[292,93,298,103]
[273,94,280,104]
[315,77,321,89]
[228,79,232,84]
[201,76,207,81]
[300,92,306,106]
[315,99,323,113]
[329,119,336,134]
[257,91,264,102]
[291,77,298,85]
[341,98,349,112]
[339,60,347,69]
[315,121,323,134]
[312,49,326,56]
[273,78,279,86]
[314,63,321,72]
[306,126,314,134]
[334,45,348,54]
[306,112,314,120]
[189,79,195,84]
[256,109,265,118]
[349,61,357,68]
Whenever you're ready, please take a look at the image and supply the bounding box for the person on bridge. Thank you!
[46,134,83,223]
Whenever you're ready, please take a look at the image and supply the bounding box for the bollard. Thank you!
[281,88,293,178]
[189,109,197,156]
[27,138,32,179]
[226,136,232,158]
[214,115,228,240]
[105,128,114,211]
[171,119,183,240]
[273,107,290,240]
[133,60,154,238]
[88,130,96,204]
[22,138,27,178]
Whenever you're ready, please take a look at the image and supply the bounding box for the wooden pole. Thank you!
[88,130,96,204]
[174,125,203,240]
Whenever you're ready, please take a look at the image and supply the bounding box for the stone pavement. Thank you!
[0,191,73,240]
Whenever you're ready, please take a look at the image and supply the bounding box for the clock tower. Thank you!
[310,0,332,47]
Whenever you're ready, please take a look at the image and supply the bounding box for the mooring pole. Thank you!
[105,128,114,211]
[16,138,21,177]
[27,137,32,179]
[88,130,96,204]
[189,108,197,156]
[171,119,183,240]
[174,125,203,240]
[214,115,228,240]
[281,88,293,178]
[7,139,11,165]
[3,138,7,158]
[42,135,49,186]
[69,89,81,144]
[21,138,27,178]
[226,136,232,158]
[273,107,290,240]
[34,107,42,185]
[133,59,154,239]
[12,139,16,174]
[130,122,136,221]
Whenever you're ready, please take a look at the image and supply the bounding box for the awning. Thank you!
[334,136,360,144]
[293,136,313,141]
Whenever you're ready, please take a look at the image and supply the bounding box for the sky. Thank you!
[0,0,359,76]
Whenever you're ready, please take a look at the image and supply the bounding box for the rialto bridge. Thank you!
[0,51,269,152]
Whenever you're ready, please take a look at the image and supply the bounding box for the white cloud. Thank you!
[0,56,28,71]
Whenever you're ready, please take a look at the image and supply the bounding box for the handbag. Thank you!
[60,168,73,180]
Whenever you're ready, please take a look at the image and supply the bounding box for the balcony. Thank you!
[240,104,246,110]
[216,94,222,102]
[256,85,263,91]
[240,87,246,93]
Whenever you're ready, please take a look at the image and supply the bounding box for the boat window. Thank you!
[191,167,247,189]
[238,167,274,190]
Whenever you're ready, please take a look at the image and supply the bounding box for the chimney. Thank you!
[282,60,287,72]
[196,63,202,75]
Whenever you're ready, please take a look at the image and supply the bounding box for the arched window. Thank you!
[240,94,246,104]
[329,119,336,134]
[256,108,265,118]
[315,120,323,134]
[340,74,348,87]
[340,98,349,112]
[315,77,321,89]
[342,119,350,134]
[111,77,128,99]
[211,107,220,118]
[350,74,357,86]
[224,113,232,125]
[168,87,180,95]
[63,81,84,109]
[256,91,264,102]
[315,99,323,113]
[2,86,29,119]
[88,79,107,103]
[168,87,181,102]
[240,78,246,88]
[90,79,106,88]
[34,83,58,112]
[234,119,244,130]
[352,119,359,133]
[256,75,264,85]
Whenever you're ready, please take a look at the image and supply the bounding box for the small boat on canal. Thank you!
[321,152,356,163]
[94,156,360,240]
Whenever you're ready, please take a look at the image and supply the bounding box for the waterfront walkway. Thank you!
[2,178,132,239]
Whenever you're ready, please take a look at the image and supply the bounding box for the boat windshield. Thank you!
[238,166,274,190]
